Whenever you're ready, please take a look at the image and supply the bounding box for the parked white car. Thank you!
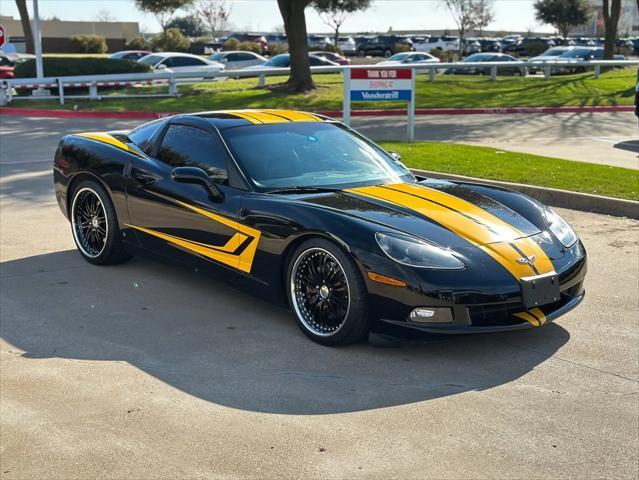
[377,52,440,65]
[138,52,225,74]
[414,35,459,53]
[208,50,267,70]
[338,36,357,55]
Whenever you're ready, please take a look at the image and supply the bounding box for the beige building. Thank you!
[0,15,140,53]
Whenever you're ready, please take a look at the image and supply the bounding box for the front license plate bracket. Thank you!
[521,272,560,309]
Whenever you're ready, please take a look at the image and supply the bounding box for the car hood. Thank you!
[299,180,543,248]
[297,180,560,277]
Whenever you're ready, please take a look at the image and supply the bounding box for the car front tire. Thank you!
[70,179,131,265]
[286,238,369,346]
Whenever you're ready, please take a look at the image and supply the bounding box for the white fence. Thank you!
[1,59,637,106]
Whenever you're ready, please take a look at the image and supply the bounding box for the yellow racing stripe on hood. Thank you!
[345,183,555,281]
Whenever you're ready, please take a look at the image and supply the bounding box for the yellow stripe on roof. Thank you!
[220,109,322,124]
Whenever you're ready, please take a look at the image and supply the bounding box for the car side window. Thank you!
[157,125,229,184]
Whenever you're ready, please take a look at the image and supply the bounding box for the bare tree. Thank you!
[15,0,34,54]
[602,0,621,60]
[313,0,371,47]
[443,0,477,53]
[195,0,232,38]
[472,0,494,37]
[95,10,116,22]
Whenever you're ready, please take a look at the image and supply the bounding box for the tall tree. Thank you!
[472,0,494,37]
[443,0,477,54]
[15,0,34,54]
[166,14,206,37]
[135,0,193,32]
[534,0,592,39]
[602,0,621,60]
[277,0,315,92]
[195,0,231,38]
[312,0,371,47]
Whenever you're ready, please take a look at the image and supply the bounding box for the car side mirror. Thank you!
[171,166,224,202]
[389,151,402,162]
[156,64,167,70]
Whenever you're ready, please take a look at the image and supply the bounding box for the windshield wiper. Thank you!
[265,187,342,195]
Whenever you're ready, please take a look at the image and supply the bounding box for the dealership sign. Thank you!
[343,67,416,141]
[350,68,413,102]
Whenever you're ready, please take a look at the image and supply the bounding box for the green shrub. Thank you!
[126,36,150,50]
[150,28,191,52]
[429,48,460,62]
[237,41,261,54]
[322,43,343,55]
[268,42,288,55]
[14,57,151,78]
[524,41,548,57]
[70,35,108,54]
[394,43,412,53]
[222,38,240,51]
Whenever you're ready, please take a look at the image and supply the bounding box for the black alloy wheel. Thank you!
[287,238,369,346]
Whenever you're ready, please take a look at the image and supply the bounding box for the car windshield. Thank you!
[463,53,493,62]
[542,47,568,56]
[221,122,413,191]
[387,53,412,61]
[138,55,164,66]
[265,54,289,67]
[560,48,594,58]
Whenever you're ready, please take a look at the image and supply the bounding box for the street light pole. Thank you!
[32,0,48,95]
[32,0,43,79]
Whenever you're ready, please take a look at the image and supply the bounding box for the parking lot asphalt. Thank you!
[1,116,638,479]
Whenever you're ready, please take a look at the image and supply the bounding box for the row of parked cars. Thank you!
[108,50,348,75]
[376,46,627,75]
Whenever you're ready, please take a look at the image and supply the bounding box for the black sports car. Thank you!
[54,109,587,346]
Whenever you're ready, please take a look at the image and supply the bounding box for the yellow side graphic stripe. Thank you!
[76,132,142,156]
[345,184,555,281]
[129,201,262,273]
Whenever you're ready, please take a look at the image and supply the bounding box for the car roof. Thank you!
[167,109,332,130]
[149,52,205,59]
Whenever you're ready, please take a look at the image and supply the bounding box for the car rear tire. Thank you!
[70,180,131,266]
[358,49,365,57]
[384,49,392,57]
[286,238,369,346]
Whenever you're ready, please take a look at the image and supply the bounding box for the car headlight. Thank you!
[375,232,465,269]
[545,207,578,247]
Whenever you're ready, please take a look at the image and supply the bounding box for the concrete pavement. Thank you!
[1,115,638,479]
[352,111,639,170]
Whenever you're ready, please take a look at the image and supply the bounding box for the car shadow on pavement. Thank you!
[613,140,639,155]
[1,250,570,415]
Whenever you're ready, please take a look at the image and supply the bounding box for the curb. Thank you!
[412,169,639,220]
[0,105,634,120]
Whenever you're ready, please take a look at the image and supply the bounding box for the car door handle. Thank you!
[132,170,159,185]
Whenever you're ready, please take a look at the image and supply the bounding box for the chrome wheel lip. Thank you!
[290,247,351,337]
[71,187,108,259]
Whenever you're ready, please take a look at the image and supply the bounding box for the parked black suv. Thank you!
[356,35,414,57]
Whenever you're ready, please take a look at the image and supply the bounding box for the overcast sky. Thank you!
[0,0,551,34]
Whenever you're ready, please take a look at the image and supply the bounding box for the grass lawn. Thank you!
[8,69,635,112]
[379,141,639,201]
